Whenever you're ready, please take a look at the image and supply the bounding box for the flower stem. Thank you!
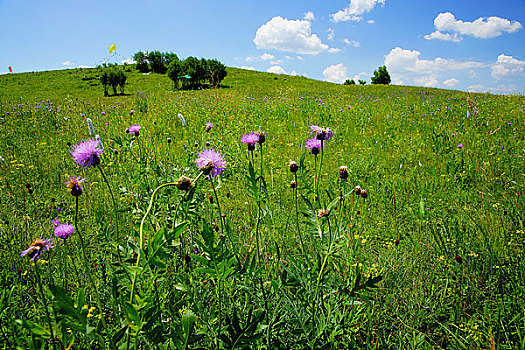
[34,263,57,350]
[97,165,119,240]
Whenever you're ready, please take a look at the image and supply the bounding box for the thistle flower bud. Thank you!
[455,255,463,264]
[318,209,330,218]
[311,147,320,155]
[194,141,199,147]
[339,166,349,180]
[394,239,400,246]
[361,189,368,199]
[290,180,296,189]
[209,196,213,204]
[355,186,362,196]
[167,137,172,144]
[289,161,298,173]
[175,176,193,191]
[256,132,266,144]
[206,141,210,147]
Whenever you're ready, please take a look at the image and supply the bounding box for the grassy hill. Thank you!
[1,66,524,349]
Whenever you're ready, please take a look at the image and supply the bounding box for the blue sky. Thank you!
[1,0,524,94]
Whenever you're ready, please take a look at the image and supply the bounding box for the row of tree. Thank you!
[133,51,227,90]
[343,65,391,86]
[100,68,127,96]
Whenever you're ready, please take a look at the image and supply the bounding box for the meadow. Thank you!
[0,67,524,349]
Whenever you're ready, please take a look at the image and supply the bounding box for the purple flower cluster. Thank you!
[52,220,74,240]
[309,125,334,141]
[70,139,103,168]
[127,124,141,136]
[305,125,333,154]
[195,149,226,179]
[241,133,259,151]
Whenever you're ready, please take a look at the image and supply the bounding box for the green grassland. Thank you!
[0,66,524,349]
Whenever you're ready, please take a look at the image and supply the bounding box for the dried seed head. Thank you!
[175,176,193,191]
[289,161,299,173]
[339,166,349,180]
[318,209,330,218]
[394,239,400,247]
[290,180,296,189]
[167,137,172,144]
[355,186,362,195]
[455,255,463,264]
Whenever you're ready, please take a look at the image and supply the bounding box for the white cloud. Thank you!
[353,72,369,82]
[254,16,329,55]
[468,70,478,78]
[424,31,462,42]
[426,12,522,41]
[323,63,348,83]
[442,78,459,87]
[385,47,485,75]
[246,53,275,62]
[270,60,283,65]
[491,54,525,80]
[367,19,375,24]
[261,53,275,61]
[296,56,305,61]
[267,65,287,74]
[468,84,485,92]
[327,28,335,41]
[331,0,385,22]
[384,47,485,88]
[343,39,361,47]
[121,58,135,64]
[414,75,439,87]
[285,55,294,60]
[62,60,75,66]
[328,48,341,53]
[240,66,255,70]
[304,11,315,21]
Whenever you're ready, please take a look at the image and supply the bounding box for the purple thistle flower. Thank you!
[205,122,214,132]
[195,149,226,179]
[65,176,86,197]
[458,144,463,148]
[52,220,74,240]
[70,139,103,168]
[305,138,322,155]
[241,133,259,151]
[127,124,141,136]
[20,238,54,261]
[309,125,333,140]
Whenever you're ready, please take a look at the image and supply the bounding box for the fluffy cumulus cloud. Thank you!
[385,47,484,75]
[424,31,461,42]
[62,60,75,66]
[267,65,287,74]
[384,47,485,87]
[414,75,439,87]
[491,54,525,80]
[241,66,255,71]
[304,11,315,21]
[442,78,459,87]
[328,48,341,53]
[425,12,522,41]
[323,63,348,83]
[331,0,385,22]
[254,16,329,55]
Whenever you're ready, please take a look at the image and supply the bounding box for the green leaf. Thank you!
[124,302,142,328]
[14,319,50,337]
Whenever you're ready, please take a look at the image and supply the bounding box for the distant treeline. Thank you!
[133,51,227,90]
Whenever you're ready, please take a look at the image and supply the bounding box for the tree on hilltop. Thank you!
[371,66,391,85]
